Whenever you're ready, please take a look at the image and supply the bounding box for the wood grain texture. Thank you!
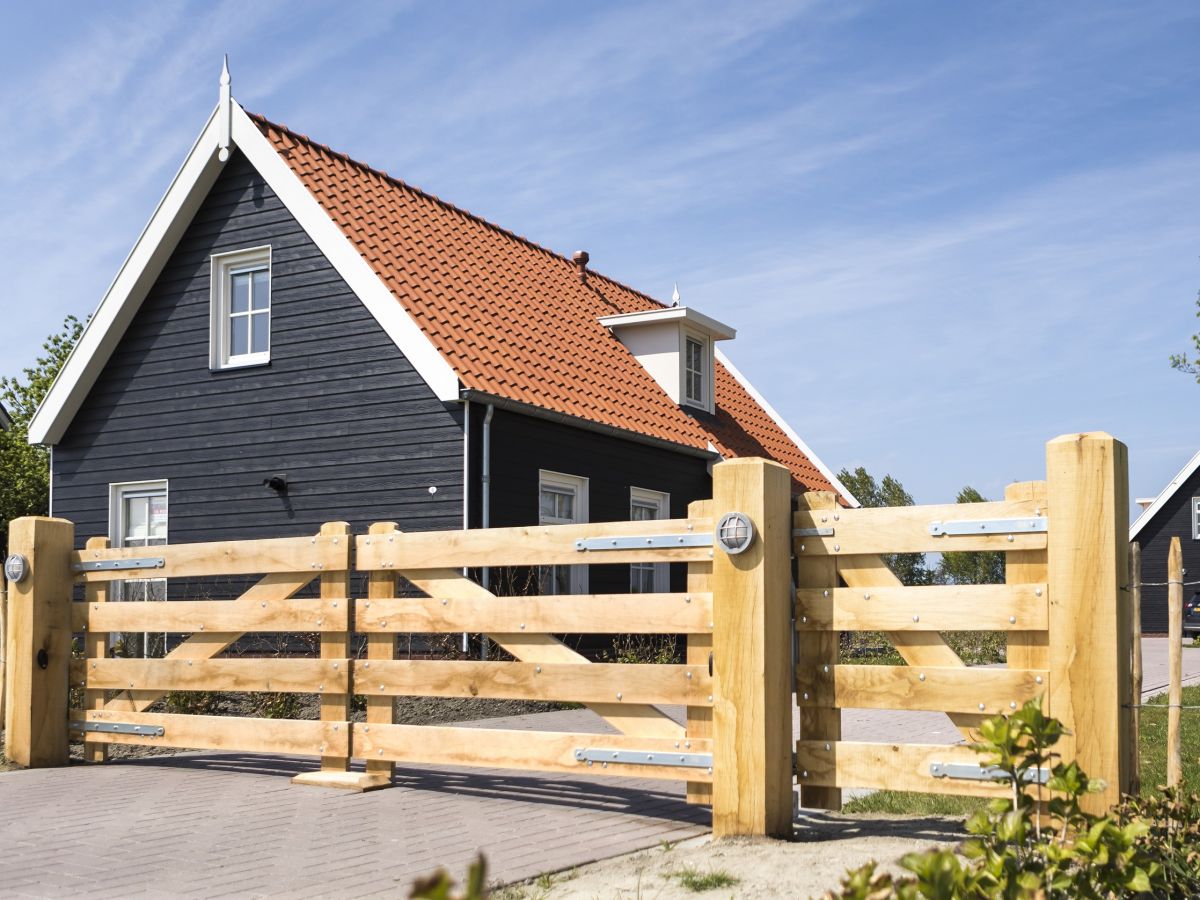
[796,740,1013,798]
[796,491,841,811]
[796,583,1048,632]
[353,722,713,782]
[1168,536,1183,788]
[74,597,348,633]
[4,517,75,767]
[85,658,348,694]
[83,536,109,764]
[75,709,348,757]
[794,499,1045,556]
[685,539,713,805]
[317,522,351,773]
[1004,482,1050,673]
[796,664,1048,716]
[365,522,398,781]
[1129,540,1143,796]
[711,458,794,838]
[1045,432,1130,812]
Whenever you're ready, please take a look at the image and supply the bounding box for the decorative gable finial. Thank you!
[671,283,681,307]
[218,55,232,162]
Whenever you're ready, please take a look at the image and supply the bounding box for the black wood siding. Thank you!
[1135,466,1200,634]
[469,405,713,595]
[53,151,465,550]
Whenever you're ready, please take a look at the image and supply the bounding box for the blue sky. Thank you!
[1,1,1197,511]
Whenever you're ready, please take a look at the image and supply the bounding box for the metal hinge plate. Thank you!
[930,762,1049,785]
[71,721,165,737]
[793,527,834,538]
[928,518,1047,537]
[574,747,713,770]
[73,557,166,572]
[575,534,712,552]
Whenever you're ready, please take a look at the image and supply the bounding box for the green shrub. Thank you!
[1115,787,1200,894]
[824,700,1169,899]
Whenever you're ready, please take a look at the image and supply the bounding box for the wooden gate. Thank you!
[2,433,1132,836]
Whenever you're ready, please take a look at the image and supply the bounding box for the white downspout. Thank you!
[461,400,471,654]
[480,403,495,660]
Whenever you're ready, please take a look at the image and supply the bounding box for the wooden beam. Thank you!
[85,658,348,694]
[83,536,109,764]
[318,523,350,775]
[365,522,398,785]
[75,709,347,757]
[356,593,713,635]
[1004,482,1050,674]
[355,660,712,706]
[356,516,715,570]
[1168,536,1183,788]
[794,499,1045,556]
[72,533,349,582]
[353,722,713,782]
[796,664,1048,716]
[4,517,75,767]
[1129,540,1143,796]
[710,458,794,838]
[796,583,1048,632]
[1045,431,1130,812]
[685,509,713,806]
[796,491,841,812]
[796,740,1013,798]
[74,597,348,633]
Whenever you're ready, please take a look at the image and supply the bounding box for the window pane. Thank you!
[251,269,269,310]
[631,564,655,593]
[124,496,148,542]
[231,272,251,313]
[148,495,167,542]
[251,311,269,354]
[540,487,573,521]
[230,315,249,356]
[631,500,657,521]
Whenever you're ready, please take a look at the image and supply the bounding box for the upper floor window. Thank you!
[1193,497,1200,540]
[211,247,271,369]
[684,335,706,407]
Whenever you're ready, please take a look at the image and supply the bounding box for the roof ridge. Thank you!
[245,111,670,312]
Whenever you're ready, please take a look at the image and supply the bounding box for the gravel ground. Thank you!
[494,814,965,899]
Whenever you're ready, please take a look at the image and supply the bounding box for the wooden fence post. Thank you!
[1167,536,1183,789]
[362,522,398,790]
[1045,433,1130,812]
[1129,541,1142,796]
[685,499,713,806]
[3,516,75,767]
[711,457,794,838]
[83,536,110,763]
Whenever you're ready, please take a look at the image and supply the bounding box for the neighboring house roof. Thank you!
[1130,448,1200,540]
[29,95,855,503]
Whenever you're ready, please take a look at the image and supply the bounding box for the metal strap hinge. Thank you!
[574,748,713,771]
[928,517,1047,537]
[793,527,834,537]
[73,557,166,572]
[71,721,165,737]
[575,534,712,552]
[929,762,1049,785]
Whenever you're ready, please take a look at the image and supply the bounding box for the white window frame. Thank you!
[1193,497,1200,540]
[630,487,670,593]
[681,328,713,412]
[210,246,272,370]
[108,480,169,655]
[538,470,589,595]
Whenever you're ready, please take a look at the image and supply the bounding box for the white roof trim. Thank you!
[715,347,859,507]
[29,100,460,446]
[599,306,736,341]
[1129,448,1200,541]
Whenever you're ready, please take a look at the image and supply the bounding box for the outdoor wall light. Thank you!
[715,512,755,555]
[263,474,288,493]
[4,553,29,584]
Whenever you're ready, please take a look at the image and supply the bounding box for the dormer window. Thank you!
[211,246,271,370]
[599,306,734,415]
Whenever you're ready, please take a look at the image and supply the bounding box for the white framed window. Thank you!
[538,470,588,595]
[681,329,712,411]
[210,246,272,369]
[109,480,168,656]
[630,487,670,593]
[1193,497,1200,540]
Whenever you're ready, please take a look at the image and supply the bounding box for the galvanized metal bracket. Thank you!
[574,747,713,771]
[793,527,834,538]
[71,721,165,737]
[929,762,1049,785]
[928,517,1047,537]
[73,557,166,573]
[575,534,713,552]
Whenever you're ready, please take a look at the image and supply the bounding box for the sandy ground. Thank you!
[494,813,964,899]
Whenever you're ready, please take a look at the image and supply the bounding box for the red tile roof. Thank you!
[251,114,837,494]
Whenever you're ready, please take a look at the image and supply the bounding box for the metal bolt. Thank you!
[802,770,809,778]
[864,593,870,600]
[379,684,385,691]
[686,671,693,679]
[685,741,692,749]
[1035,676,1043,684]
[833,544,840,552]
[333,662,338,669]
[535,666,541,674]
[802,692,810,700]
[364,726,369,732]
[799,544,806,552]
[1034,508,1041,516]
[1035,587,1043,597]
[824,743,831,751]
[319,684,325,691]
[1009,616,1017,625]
[332,600,338,608]
[707,695,713,702]
[602,762,608,768]
[364,662,370,669]
[800,615,808,624]
[919,673,926,681]
[316,619,324,626]
[912,614,920,623]
[823,589,830,597]
[520,623,525,630]
[1007,535,1015,543]
[1010,701,1017,710]
[199,624,204,631]
[388,536,394,543]
[647,754,654,761]
[616,692,623,700]
[979,703,986,711]
[261,601,267,608]
[378,749,384,755]
[684,595,692,603]
[823,665,830,673]
[381,621,387,627]
[687,522,694,531]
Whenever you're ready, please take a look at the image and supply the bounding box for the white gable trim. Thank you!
[230,106,459,402]
[29,100,460,446]
[1129,448,1200,541]
[715,347,859,507]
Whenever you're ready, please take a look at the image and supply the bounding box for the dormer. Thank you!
[599,307,736,415]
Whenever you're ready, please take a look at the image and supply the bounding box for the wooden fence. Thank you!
[2,432,1131,836]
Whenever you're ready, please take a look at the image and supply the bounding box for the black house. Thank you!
[29,78,854,600]
[1130,449,1200,633]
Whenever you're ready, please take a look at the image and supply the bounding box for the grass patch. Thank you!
[672,866,739,892]
[843,683,1200,815]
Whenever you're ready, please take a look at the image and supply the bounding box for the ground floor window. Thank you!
[630,487,670,593]
[538,470,588,594]
[109,480,168,656]
[1193,497,1200,540]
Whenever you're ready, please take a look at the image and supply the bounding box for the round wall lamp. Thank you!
[715,512,755,555]
[5,553,30,584]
